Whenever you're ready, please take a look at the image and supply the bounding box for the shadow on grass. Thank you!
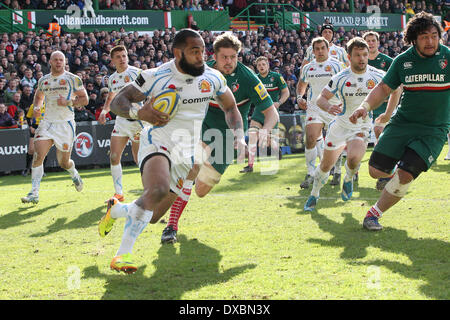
[0,202,75,230]
[288,191,449,299]
[83,234,256,300]
[429,162,450,174]
[29,205,104,237]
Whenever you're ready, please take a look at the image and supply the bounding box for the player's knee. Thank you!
[305,134,317,149]
[196,165,221,197]
[385,170,413,198]
[143,185,170,205]
[110,152,121,165]
[368,165,385,179]
[346,156,360,169]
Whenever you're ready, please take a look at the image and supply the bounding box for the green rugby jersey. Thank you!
[368,52,393,117]
[382,44,450,129]
[205,61,273,131]
[257,70,288,103]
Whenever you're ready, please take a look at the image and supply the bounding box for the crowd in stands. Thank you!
[1,0,447,16]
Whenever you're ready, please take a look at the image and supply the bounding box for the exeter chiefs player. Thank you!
[97,29,242,273]
[98,45,146,202]
[303,37,401,212]
[21,51,88,204]
[301,24,350,186]
[350,12,449,231]
[296,37,345,189]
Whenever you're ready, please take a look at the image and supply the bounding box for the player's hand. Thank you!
[138,96,170,126]
[258,128,269,149]
[349,106,368,124]
[30,127,35,134]
[235,136,247,164]
[57,94,71,107]
[297,97,307,110]
[375,112,390,125]
[98,110,108,125]
[327,103,342,116]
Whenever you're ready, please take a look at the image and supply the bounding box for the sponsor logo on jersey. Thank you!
[366,79,376,89]
[403,62,413,69]
[439,59,448,70]
[75,132,94,158]
[182,96,213,104]
[199,79,212,93]
[254,83,268,100]
[280,76,286,84]
[346,81,352,87]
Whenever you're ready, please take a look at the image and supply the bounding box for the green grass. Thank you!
[0,145,449,300]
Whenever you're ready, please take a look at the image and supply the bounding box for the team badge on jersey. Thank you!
[380,61,386,69]
[366,79,376,90]
[331,50,337,55]
[232,82,239,93]
[254,83,268,100]
[124,76,130,83]
[439,59,448,70]
[59,79,66,85]
[325,65,332,72]
[199,79,212,93]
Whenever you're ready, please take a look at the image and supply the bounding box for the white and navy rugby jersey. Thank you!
[38,71,84,122]
[305,43,349,66]
[108,65,143,120]
[131,59,228,158]
[300,57,345,110]
[324,65,385,129]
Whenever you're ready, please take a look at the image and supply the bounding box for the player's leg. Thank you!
[304,146,345,211]
[22,135,34,177]
[161,165,197,243]
[21,138,53,204]
[341,136,367,201]
[111,154,171,273]
[109,135,130,201]
[300,122,323,189]
[364,147,427,231]
[56,147,83,192]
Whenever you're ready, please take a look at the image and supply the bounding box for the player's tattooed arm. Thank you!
[110,85,147,118]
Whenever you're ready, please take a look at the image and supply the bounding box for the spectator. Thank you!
[20,68,37,90]
[111,0,126,10]
[19,85,34,113]
[4,78,18,104]
[7,92,24,122]
[0,102,16,128]
[0,78,6,102]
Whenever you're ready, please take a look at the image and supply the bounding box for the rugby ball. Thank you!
[153,88,180,120]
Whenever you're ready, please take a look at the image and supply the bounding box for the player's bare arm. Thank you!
[349,81,393,124]
[110,84,169,126]
[98,91,116,124]
[32,89,45,118]
[376,85,403,124]
[316,87,342,115]
[275,86,290,109]
[296,80,308,110]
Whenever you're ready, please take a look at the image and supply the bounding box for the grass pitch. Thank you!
[0,145,449,300]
